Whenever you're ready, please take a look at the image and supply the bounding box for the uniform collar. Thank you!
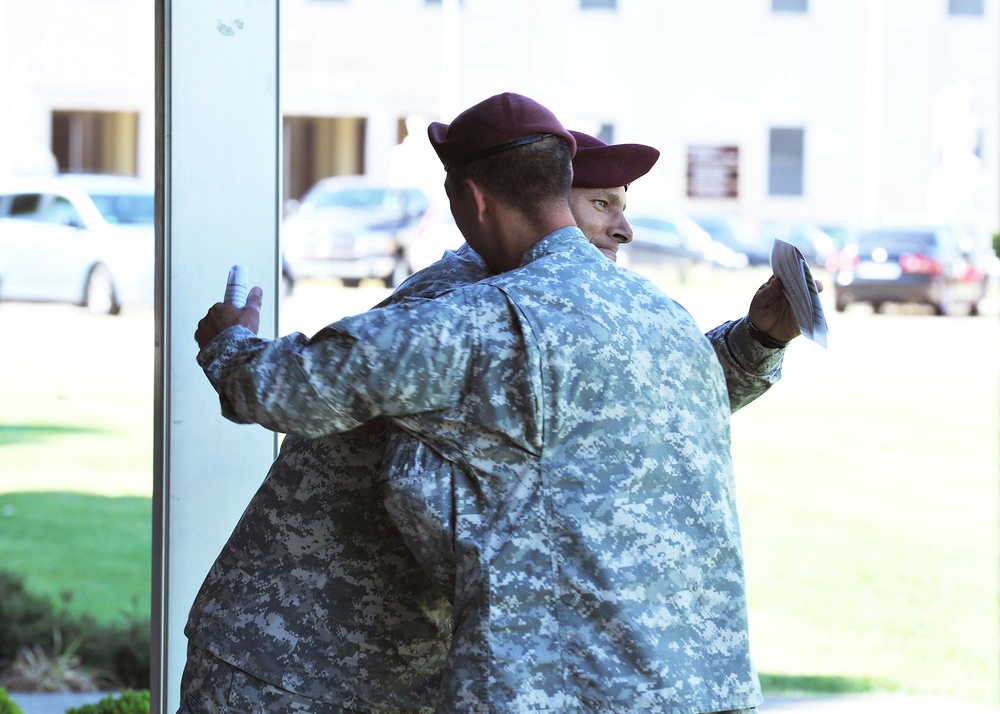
[518,226,587,268]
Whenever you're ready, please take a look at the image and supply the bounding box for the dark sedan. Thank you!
[831,226,987,315]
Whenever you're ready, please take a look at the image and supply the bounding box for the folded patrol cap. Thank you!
[570,130,660,189]
[428,92,577,171]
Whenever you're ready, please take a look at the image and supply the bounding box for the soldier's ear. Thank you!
[465,178,489,223]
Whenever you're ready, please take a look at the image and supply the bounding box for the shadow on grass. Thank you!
[0,424,103,446]
[760,672,885,696]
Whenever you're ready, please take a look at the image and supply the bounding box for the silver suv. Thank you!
[281,176,429,289]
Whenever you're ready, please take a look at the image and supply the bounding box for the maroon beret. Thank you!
[570,130,660,189]
[428,92,577,171]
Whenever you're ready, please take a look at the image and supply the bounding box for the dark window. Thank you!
[772,0,808,12]
[52,110,139,175]
[9,194,42,218]
[768,128,805,196]
[581,0,617,9]
[948,0,984,15]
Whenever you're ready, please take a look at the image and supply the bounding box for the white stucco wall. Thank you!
[2,0,997,238]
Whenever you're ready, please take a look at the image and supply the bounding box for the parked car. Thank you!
[0,173,155,315]
[757,220,838,268]
[831,225,987,315]
[818,224,855,253]
[623,210,748,280]
[689,213,771,267]
[281,176,430,289]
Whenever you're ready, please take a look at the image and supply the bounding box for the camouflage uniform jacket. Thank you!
[197,229,781,713]
[183,247,492,713]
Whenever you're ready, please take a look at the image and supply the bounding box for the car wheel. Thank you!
[342,278,362,288]
[933,296,952,316]
[84,264,120,316]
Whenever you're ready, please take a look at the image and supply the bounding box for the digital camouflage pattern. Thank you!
[194,231,782,712]
[183,246,490,713]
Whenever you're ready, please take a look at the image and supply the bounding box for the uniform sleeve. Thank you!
[706,315,784,413]
[197,294,476,438]
[384,242,489,302]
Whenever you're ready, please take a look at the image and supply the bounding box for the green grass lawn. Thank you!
[0,491,151,624]
[0,290,997,705]
[0,304,153,624]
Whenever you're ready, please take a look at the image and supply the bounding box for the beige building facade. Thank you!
[1,0,997,243]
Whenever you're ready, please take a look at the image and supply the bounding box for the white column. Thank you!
[153,3,280,712]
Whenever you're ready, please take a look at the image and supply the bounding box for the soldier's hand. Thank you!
[747,275,823,343]
[195,286,264,350]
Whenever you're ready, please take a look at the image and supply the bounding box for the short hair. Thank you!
[449,135,572,218]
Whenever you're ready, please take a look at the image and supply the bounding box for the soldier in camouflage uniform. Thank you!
[189,95,803,713]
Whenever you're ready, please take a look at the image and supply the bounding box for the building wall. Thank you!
[1,0,997,243]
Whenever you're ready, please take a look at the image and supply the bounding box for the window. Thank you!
[9,194,42,218]
[45,196,81,227]
[948,0,984,15]
[768,128,804,196]
[581,0,617,9]
[51,111,139,175]
[772,0,808,12]
[283,115,367,207]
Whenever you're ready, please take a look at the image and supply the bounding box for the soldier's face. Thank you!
[569,186,632,262]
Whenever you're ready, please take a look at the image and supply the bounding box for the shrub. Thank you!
[0,643,113,693]
[0,688,25,714]
[75,614,150,690]
[0,573,149,691]
[65,690,150,714]
[0,573,54,663]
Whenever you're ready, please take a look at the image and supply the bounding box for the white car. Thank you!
[623,208,749,275]
[0,174,155,315]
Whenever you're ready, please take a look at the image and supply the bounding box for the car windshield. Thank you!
[309,187,402,213]
[858,230,938,254]
[90,193,155,225]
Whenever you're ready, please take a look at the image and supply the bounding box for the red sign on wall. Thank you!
[687,145,739,198]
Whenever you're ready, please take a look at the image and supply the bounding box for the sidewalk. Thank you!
[8,691,1000,714]
[759,694,998,712]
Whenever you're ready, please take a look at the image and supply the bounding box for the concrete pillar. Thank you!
[152,2,280,712]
